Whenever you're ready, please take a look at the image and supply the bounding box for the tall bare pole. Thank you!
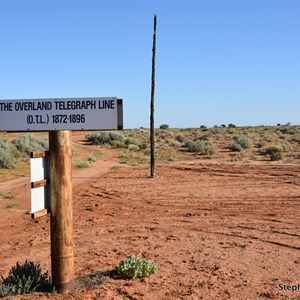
[150,14,157,177]
[49,130,74,293]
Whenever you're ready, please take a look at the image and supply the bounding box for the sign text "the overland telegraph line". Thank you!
[0,97,123,132]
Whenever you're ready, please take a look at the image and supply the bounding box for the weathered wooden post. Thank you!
[150,14,157,178]
[49,130,74,293]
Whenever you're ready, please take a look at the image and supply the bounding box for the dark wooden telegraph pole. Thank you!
[150,14,157,178]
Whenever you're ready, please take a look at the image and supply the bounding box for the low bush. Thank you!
[12,135,48,156]
[110,140,125,148]
[185,140,214,155]
[139,142,148,151]
[170,140,181,148]
[127,144,140,152]
[0,192,14,199]
[199,134,211,141]
[86,132,124,145]
[75,161,90,168]
[175,134,184,143]
[265,145,283,161]
[0,139,21,169]
[0,260,51,297]
[116,255,158,279]
[124,137,140,147]
[229,135,252,152]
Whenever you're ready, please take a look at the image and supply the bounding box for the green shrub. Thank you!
[0,192,14,199]
[116,255,158,279]
[12,135,48,156]
[86,132,124,145]
[170,141,181,148]
[0,260,51,296]
[75,161,90,168]
[87,156,97,163]
[229,135,252,152]
[265,145,283,161]
[139,142,148,151]
[229,142,243,152]
[110,140,125,148]
[4,203,17,209]
[199,134,211,141]
[0,139,21,169]
[124,137,139,147]
[280,141,293,152]
[185,141,214,155]
[280,127,300,135]
[159,124,169,130]
[0,283,12,297]
[175,134,184,143]
[127,144,140,152]
[109,140,125,148]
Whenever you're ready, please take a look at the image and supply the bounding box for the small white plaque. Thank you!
[31,186,50,214]
[30,156,50,214]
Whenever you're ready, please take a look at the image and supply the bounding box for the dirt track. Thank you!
[1,149,300,299]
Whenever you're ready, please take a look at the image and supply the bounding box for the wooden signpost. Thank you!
[0,97,123,293]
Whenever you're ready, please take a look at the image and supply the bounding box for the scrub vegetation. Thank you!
[0,126,300,173]
[0,134,48,169]
[0,260,51,297]
[116,255,158,279]
[85,125,299,165]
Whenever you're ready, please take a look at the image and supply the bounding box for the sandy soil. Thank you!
[1,135,300,299]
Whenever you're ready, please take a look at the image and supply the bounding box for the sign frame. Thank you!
[0,97,123,132]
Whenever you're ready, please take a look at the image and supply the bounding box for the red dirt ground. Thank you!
[1,134,300,299]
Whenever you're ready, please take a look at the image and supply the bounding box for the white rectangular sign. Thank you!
[30,157,49,182]
[31,186,50,214]
[30,155,50,214]
[0,97,123,131]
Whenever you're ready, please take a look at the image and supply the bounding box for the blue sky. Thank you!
[0,0,299,128]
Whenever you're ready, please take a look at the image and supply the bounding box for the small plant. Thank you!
[185,140,214,155]
[199,134,211,141]
[265,145,283,161]
[139,142,148,151]
[86,131,125,145]
[116,255,158,279]
[175,134,184,143]
[0,260,51,296]
[124,137,139,147]
[4,203,17,209]
[127,144,140,152]
[0,192,14,199]
[87,156,97,163]
[0,139,21,169]
[110,140,125,148]
[229,135,252,152]
[0,283,12,297]
[110,166,122,173]
[169,141,181,148]
[12,135,48,156]
[75,161,90,168]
